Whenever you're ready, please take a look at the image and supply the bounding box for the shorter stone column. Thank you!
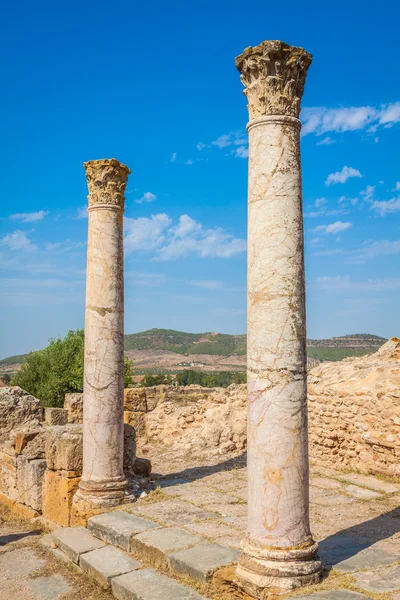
[74,159,130,516]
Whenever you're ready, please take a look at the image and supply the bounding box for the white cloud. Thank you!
[316,136,335,146]
[9,210,49,223]
[302,103,400,139]
[197,142,206,151]
[75,206,88,219]
[338,195,358,206]
[314,275,400,292]
[395,182,400,191]
[170,152,177,163]
[124,213,246,261]
[348,239,400,263]
[371,197,400,215]
[135,192,157,204]
[211,132,247,149]
[185,159,193,165]
[315,197,327,208]
[234,146,248,159]
[0,230,36,251]
[360,185,375,203]
[124,213,172,253]
[314,221,352,234]
[189,280,224,290]
[325,166,362,186]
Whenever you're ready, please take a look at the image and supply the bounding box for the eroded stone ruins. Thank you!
[0,39,399,600]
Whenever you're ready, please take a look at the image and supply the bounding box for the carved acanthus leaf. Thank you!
[84,159,130,208]
[235,40,312,120]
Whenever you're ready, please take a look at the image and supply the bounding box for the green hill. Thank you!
[0,329,388,366]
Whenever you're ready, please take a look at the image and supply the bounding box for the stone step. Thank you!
[169,541,240,583]
[130,527,203,568]
[88,511,159,552]
[52,527,105,564]
[112,567,208,600]
[80,545,141,589]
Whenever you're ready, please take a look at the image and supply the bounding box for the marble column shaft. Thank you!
[76,158,130,508]
[235,41,322,596]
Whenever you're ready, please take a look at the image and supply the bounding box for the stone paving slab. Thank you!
[294,590,369,600]
[0,546,46,577]
[344,485,381,500]
[337,473,400,494]
[128,499,219,526]
[26,574,73,600]
[131,527,203,568]
[80,545,141,589]
[353,564,400,593]
[169,541,239,583]
[52,526,105,564]
[331,546,399,572]
[310,477,345,491]
[112,567,208,600]
[89,511,159,552]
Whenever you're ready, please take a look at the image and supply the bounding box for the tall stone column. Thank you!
[235,41,321,596]
[75,158,130,510]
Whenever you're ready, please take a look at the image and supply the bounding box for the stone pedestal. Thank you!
[235,41,321,596]
[74,159,130,511]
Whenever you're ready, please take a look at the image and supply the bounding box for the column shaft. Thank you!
[235,41,321,597]
[75,158,130,509]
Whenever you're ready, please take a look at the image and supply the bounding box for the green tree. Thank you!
[12,329,133,407]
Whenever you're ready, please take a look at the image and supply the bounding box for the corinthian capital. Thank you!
[235,40,312,120]
[84,158,130,210]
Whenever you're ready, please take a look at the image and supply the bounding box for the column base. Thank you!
[236,538,322,598]
[71,476,135,526]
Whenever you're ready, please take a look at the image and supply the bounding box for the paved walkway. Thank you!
[0,508,113,600]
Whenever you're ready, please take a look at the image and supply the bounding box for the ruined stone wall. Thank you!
[307,339,400,478]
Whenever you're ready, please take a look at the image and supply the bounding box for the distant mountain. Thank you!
[0,329,388,368]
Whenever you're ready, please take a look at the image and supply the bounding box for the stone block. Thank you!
[80,545,141,589]
[344,484,381,499]
[64,393,83,423]
[42,469,81,526]
[124,411,146,437]
[123,424,137,477]
[132,457,151,478]
[15,429,46,459]
[131,527,203,568]
[17,455,46,510]
[88,511,158,552]
[294,591,369,600]
[0,457,18,499]
[124,388,147,412]
[331,546,399,572]
[353,565,400,593]
[0,387,42,435]
[339,472,400,494]
[112,568,207,600]
[45,407,68,426]
[169,542,239,583]
[45,425,82,472]
[52,526,105,564]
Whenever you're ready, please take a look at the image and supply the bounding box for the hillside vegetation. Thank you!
[0,329,388,367]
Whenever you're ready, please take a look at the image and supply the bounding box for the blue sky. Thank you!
[1,0,399,358]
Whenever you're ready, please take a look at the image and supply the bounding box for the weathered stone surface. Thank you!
[353,564,400,593]
[16,456,46,510]
[308,338,400,478]
[88,511,158,551]
[80,545,140,589]
[74,159,130,511]
[338,473,400,494]
[128,499,219,526]
[15,429,46,459]
[45,425,82,472]
[124,411,146,437]
[124,388,147,413]
[169,542,239,583]
[123,424,137,479]
[45,408,68,426]
[131,527,203,568]
[64,393,83,424]
[294,591,369,600]
[132,457,151,478]
[344,485,381,500]
[112,568,207,600]
[27,574,73,599]
[146,385,246,456]
[0,452,18,499]
[0,387,42,438]
[42,469,81,526]
[331,546,399,572]
[52,527,105,564]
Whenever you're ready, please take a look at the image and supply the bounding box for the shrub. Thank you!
[12,329,133,407]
